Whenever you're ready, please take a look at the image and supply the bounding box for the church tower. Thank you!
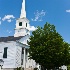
[14,0,30,37]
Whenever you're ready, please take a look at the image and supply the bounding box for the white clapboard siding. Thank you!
[0,41,16,68]
[0,44,4,59]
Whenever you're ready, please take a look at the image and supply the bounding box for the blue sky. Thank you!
[0,0,70,43]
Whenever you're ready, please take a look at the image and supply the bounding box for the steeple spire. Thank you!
[20,0,26,18]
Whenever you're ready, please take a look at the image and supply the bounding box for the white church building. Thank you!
[0,0,37,70]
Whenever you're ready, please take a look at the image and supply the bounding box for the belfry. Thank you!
[14,0,30,37]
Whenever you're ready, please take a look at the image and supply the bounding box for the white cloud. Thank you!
[8,31,12,33]
[2,15,15,22]
[31,10,46,21]
[66,10,70,13]
[7,19,12,23]
[0,21,1,25]
[29,26,37,31]
[0,17,1,20]
[7,30,12,33]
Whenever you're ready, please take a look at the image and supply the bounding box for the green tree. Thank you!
[28,22,70,70]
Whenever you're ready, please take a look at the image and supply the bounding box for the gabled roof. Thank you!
[0,36,23,42]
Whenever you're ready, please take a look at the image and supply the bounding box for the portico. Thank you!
[19,43,29,69]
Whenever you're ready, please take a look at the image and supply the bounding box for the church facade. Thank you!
[0,0,37,70]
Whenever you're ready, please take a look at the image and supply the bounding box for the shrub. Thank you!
[34,67,38,70]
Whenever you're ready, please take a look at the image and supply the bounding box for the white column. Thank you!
[26,49,29,68]
[23,48,26,69]
[0,66,1,70]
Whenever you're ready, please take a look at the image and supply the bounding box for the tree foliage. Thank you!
[28,22,70,69]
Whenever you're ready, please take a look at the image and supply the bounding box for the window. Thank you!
[19,22,22,26]
[26,23,27,27]
[3,47,8,58]
[21,59,23,65]
[27,40,29,44]
[22,48,24,54]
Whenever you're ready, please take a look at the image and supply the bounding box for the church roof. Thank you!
[0,36,23,42]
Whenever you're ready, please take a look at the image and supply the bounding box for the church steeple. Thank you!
[20,0,26,18]
[14,0,30,37]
